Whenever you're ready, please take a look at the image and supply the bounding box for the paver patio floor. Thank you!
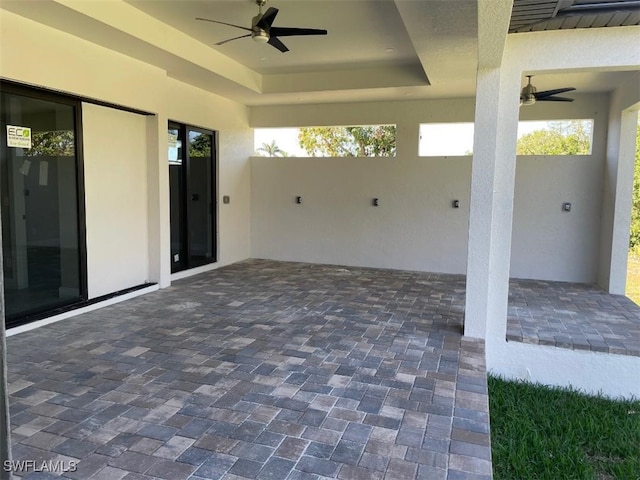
[507,278,640,357]
[6,259,491,480]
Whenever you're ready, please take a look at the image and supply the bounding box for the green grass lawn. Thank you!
[626,252,640,306]
[488,376,640,480]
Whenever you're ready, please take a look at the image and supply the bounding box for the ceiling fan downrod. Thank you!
[252,0,269,43]
[521,75,537,106]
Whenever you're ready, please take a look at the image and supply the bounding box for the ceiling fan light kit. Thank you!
[196,0,327,53]
[252,31,269,43]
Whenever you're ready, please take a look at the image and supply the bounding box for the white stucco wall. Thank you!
[83,104,149,298]
[510,93,609,283]
[250,99,476,273]
[0,10,253,298]
[489,340,640,400]
[251,156,471,273]
[511,155,603,282]
[251,97,609,281]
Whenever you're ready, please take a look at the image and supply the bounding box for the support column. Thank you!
[464,0,517,340]
[465,68,519,339]
[147,113,171,288]
[599,93,640,294]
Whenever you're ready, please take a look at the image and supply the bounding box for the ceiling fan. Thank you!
[520,76,576,106]
[196,0,327,53]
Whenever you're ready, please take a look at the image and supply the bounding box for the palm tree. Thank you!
[256,140,288,157]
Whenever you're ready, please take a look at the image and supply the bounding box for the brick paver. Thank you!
[6,259,490,479]
[507,278,640,357]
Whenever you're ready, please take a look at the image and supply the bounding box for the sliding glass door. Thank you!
[0,83,86,326]
[168,122,216,273]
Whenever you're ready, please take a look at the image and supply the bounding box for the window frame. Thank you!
[0,81,88,328]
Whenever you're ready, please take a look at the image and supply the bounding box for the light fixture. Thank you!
[252,30,269,43]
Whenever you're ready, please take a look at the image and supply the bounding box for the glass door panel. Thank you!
[1,88,84,324]
[168,123,216,273]
[187,129,214,267]
[168,125,186,272]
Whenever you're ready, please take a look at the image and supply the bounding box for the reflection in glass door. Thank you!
[0,84,86,326]
[168,125,186,272]
[168,122,216,273]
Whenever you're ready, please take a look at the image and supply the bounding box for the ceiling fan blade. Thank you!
[536,96,575,102]
[268,36,289,53]
[215,34,252,46]
[269,27,328,37]
[535,87,576,99]
[256,7,279,30]
[196,17,252,32]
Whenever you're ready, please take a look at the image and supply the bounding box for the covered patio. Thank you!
[7,260,640,479]
[7,260,491,480]
[1,1,640,478]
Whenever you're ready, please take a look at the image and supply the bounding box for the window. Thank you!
[419,123,474,156]
[516,119,593,155]
[254,125,397,157]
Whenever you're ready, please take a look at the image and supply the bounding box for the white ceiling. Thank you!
[1,0,636,106]
[128,0,419,75]
[124,0,462,105]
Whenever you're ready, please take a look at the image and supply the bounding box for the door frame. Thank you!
[168,121,218,273]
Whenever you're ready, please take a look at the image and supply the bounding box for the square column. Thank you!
[599,97,640,294]
[147,114,171,288]
[465,67,520,340]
